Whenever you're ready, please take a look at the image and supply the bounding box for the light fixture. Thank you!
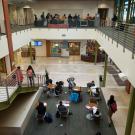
[23,5,31,8]
[55,44,59,47]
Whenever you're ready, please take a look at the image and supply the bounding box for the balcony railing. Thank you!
[97,22,135,59]
[0,68,46,105]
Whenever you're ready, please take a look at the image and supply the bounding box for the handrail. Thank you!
[0,69,46,105]
[97,21,135,59]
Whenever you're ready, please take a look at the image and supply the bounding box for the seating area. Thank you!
[23,87,117,135]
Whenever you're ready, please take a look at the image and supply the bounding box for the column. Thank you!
[2,0,15,70]
[94,43,98,65]
[125,87,135,135]
[29,42,33,64]
[103,53,108,87]
[117,0,125,21]
[126,0,132,23]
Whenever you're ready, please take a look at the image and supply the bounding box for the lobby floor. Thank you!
[19,56,131,135]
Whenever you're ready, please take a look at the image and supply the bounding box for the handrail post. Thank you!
[117,23,120,47]
[132,40,135,59]
[5,80,10,103]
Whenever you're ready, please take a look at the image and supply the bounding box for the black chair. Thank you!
[59,111,68,119]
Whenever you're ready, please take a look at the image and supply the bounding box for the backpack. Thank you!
[27,69,33,77]
[110,102,117,113]
[44,112,53,123]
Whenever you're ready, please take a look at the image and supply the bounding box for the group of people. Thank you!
[36,100,68,122]
[15,65,36,87]
[87,80,117,126]
[87,80,100,98]
[34,12,95,27]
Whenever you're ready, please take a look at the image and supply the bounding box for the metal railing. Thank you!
[0,69,46,103]
[97,21,135,59]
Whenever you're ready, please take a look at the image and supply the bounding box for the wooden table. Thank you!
[47,83,56,89]
[73,86,81,92]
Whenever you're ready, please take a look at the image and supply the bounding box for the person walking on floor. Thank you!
[107,95,117,127]
[27,65,36,87]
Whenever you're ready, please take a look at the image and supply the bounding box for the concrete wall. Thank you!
[34,40,46,57]
[31,28,96,40]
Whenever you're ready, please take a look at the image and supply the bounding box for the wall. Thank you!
[0,35,9,58]
[30,0,114,19]
[34,40,46,57]
[0,0,5,33]
[12,29,31,51]
[80,41,87,55]
[31,28,96,40]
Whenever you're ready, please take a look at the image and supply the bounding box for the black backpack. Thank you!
[44,112,53,123]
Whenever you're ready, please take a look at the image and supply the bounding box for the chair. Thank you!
[59,111,68,119]
[37,114,44,122]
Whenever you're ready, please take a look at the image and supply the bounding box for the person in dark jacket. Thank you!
[36,101,46,120]
[58,101,67,113]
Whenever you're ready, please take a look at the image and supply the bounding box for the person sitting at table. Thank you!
[57,101,68,118]
[91,108,101,120]
[87,80,95,88]
[36,101,46,121]
[55,81,64,96]
[93,88,100,97]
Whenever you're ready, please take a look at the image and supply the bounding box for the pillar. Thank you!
[94,43,98,65]
[29,42,33,64]
[117,0,125,21]
[126,0,132,23]
[2,0,15,70]
[103,53,108,87]
[125,87,135,135]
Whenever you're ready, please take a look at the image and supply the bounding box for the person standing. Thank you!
[107,95,117,126]
[15,66,23,87]
[27,65,36,87]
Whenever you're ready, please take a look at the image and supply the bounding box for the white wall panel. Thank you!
[31,28,96,40]
[12,30,31,51]
[0,35,9,58]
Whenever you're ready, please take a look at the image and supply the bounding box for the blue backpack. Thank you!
[70,93,79,103]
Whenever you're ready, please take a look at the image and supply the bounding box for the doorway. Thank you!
[98,8,109,26]
[69,42,80,55]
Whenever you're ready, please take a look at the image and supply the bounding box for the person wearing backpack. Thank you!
[27,65,36,87]
[107,95,117,127]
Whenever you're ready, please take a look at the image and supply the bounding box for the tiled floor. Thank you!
[19,56,132,135]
